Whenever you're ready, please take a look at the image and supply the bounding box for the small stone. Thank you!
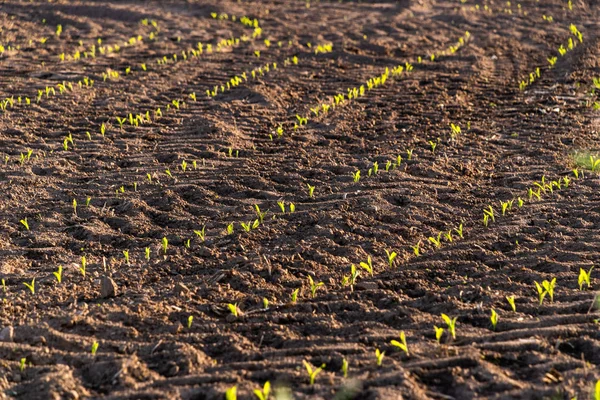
[355,282,379,291]
[100,276,118,298]
[173,282,190,297]
[0,326,14,342]
[33,335,46,346]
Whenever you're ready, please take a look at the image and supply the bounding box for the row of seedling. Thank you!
[519,24,583,91]
[274,31,470,137]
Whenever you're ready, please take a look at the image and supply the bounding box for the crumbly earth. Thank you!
[0,0,599,399]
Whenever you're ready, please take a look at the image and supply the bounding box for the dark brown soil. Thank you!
[1,0,599,399]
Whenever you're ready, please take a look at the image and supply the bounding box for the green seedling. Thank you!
[428,232,442,248]
[303,360,325,385]
[194,226,206,242]
[500,200,513,215]
[450,123,461,139]
[434,326,444,343]
[86,197,91,207]
[406,149,413,160]
[308,275,324,298]
[226,223,234,235]
[20,358,26,372]
[253,381,271,400]
[345,264,360,291]
[162,237,168,254]
[454,223,464,239]
[484,205,495,222]
[227,303,239,317]
[375,348,385,367]
[412,241,422,257]
[385,160,392,171]
[542,278,556,302]
[396,155,402,166]
[341,358,349,378]
[225,386,237,400]
[307,183,315,198]
[506,295,516,312]
[353,170,361,182]
[390,331,409,356]
[23,278,35,295]
[441,314,457,340]
[91,341,99,355]
[291,288,299,303]
[53,265,63,283]
[1,279,5,293]
[263,298,269,309]
[187,315,193,328]
[372,161,379,175]
[20,218,30,231]
[80,256,87,277]
[123,250,130,266]
[579,266,594,290]
[428,140,437,153]
[490,309,498,330]
[385,249,397,268]
[289,203,296,213]
[145,247,151,261]
[517,197,524,207]
[359,256,374,276]
[534,281,547,305]
[254,205,266,222]
[594,380,600,400]
[444,231,453,242]
[277,201,285,213]
[241,221,253,232]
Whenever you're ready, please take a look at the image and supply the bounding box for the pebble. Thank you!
[0,326,13,342]
[173,282,190,297]
[355,282,379,291]
[100,276,118,298]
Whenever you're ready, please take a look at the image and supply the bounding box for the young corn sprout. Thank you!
[412,241,422,257]
[194,226,206,242]
[80,256,87,277]
[227,303,239,317]
[20,218,30,231]
[343,264,360,291]
[385,249,397,268]
[359,256,374,276]
[441,314,457,340]
[341,358,349,378]
[23,278,35,295]
[291,288,300,303]
[307,183,315,198]
[353,170,361,182]
[578,266,593,290]
[434,326,444,343]
[53,265,63,283]
[542,278,557,302]
[308,275,324,298]
[390,331,409,356]
[162,237,169,254]
[303,360,325,385]
[91,341,99,355]
[534,281,547,305]
[506,295,516,312]
[375,348,385,367]
[454,223,464,239]
[187,315,193,328]
[253,381,271,400]
[490,309,498,330]
[428,232,442,248]
[225,386,237,400]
